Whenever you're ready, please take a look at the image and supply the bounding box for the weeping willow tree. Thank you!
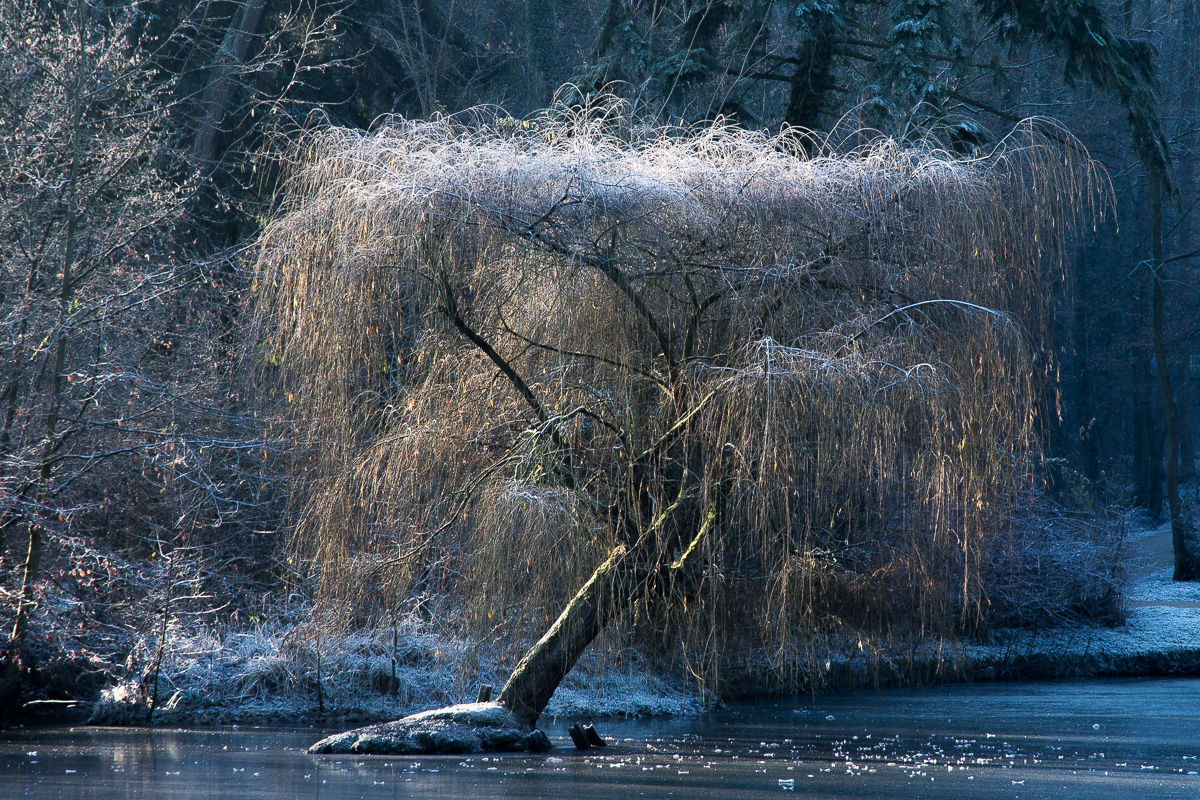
[253,105,1102,752]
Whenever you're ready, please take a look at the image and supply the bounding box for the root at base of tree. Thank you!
[307,702,552,755]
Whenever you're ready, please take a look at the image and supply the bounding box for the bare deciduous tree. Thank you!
[0,0,193,697]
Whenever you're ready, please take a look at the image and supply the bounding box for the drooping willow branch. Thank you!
[254,108,1106,678]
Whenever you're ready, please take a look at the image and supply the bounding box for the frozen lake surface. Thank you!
[2,677,1198,798]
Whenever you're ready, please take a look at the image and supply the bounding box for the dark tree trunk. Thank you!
[1071,255,1100,486]
[191,0,268,172]
[784,3,841,132]
[523,0,557,110]
[1132,326,1150,504]
[496,478,725,726]
[5,71,85,704]
[496,544,636,725]
[1178,355,1195,483]
[1132,324,1162,513]
[1149,171,1198,580]
[1149,422,1166,517]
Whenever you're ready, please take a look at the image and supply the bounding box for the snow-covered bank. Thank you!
[959,515,1200,680]
[806,514,1200,690]
[83,515,1200,727]
[88,617,702,726]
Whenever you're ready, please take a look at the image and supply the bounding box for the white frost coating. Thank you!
[967,514,1200,661]
[1078,514,1200,650]
[91,514,1197,727]
[91,613,702,725]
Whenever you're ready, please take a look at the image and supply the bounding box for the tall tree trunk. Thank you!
[6,9,86,678]
[1132,357,1155,507]
[191,0,267,172]
[784,2,841,132]
[1149,419,1166,516]
[523,0,557,111]
[1177,356,1195,483]
[1175,0,1198,488]
[1072,259,1099,485]
[592,0,623,58]
[1150,170,1198,580]
[496,485,725,726]
[1133,251,1164,516]
[7,199,75,669]
[0,238,41,562]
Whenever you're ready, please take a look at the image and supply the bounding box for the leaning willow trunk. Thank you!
[496,544,634,725]
[499,483,725,727]
[307,546,637,754]
[310,488,723,753]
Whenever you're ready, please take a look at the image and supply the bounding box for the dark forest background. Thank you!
[1,0,1197,714]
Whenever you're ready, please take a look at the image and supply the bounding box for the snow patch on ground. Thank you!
[1123,512,1171,543]
[1129,566,1200,605]
[88,513,1200,726]
[90,615,701,725]
[546,671,703,718]
[966,512,1200,664]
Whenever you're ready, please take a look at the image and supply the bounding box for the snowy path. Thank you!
[957,518,1200,676]
[1115,518,1200,647]
[1019,518,1200,657]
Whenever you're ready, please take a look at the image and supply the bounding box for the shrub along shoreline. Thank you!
[80,609,1200,728]
[14,514,1193,727]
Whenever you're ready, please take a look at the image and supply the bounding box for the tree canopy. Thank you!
[255,106,1105,703]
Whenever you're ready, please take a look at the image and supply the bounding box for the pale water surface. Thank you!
[2,677,1198,799]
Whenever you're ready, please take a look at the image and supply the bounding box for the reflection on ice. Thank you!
[1,677,1198,798]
